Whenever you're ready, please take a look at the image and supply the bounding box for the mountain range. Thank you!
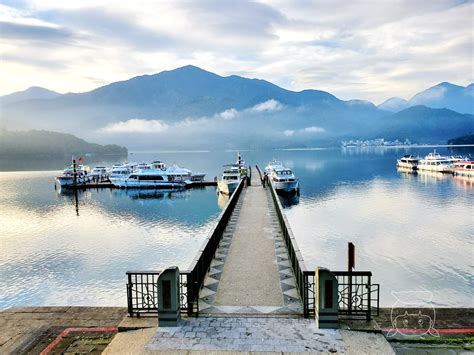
[378,82,473,114]
[0,65,472,149]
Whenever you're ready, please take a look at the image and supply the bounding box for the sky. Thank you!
[0,0,472,103]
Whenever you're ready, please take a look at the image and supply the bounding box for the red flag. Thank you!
[77,156,84,163]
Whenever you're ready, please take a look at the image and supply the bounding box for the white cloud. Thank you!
[251,99,284,112]
[0,1,471,103]
[303,126,325,133]
[99,119,168,133]
[283,129,294,136]
[218,108,238,120]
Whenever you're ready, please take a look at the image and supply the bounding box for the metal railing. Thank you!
[268,178,379,320]
[126,178,245,317]
[267,177,314,317]
[333,271,380,321]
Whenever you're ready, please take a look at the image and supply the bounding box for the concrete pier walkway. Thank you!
[199,175,302,315]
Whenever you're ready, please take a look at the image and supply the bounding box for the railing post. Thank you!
[126,272,133,316]
[366,275,371,322]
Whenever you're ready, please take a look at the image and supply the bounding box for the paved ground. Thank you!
[0,306,126,354]
[146,316,346,353]
[199,179,302,315]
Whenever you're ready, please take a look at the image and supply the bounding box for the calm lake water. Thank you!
[0,147,472,309]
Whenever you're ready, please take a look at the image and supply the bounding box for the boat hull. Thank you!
[110,178,186,189]
[217,180,239,195]
[417,165,453,173]
[55,175,90,187]
[272,180,299,193]
[396,161,418,170]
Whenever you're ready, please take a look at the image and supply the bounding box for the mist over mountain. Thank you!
[378,82,473,114]
[0,129,127,157]
[0,86,61,106]
[1,66,472,149]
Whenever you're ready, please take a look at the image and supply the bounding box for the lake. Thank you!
[0,147,472,309]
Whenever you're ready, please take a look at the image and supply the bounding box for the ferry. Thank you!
[265,161,299,194]
[109,164,133,182]
[90,166,109,181]
[217,153,247,195]
[110,169,187,189]
[55,164,91,187]
[217,165,241,195]
[396,155,419,170]
[417,151,454,173]
[453,160,474,178]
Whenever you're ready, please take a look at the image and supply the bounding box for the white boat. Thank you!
[110,169,187,189]
[396,155,419,170]
[217,153,247,195]
[217,165,241,195]
[166,164,206,182]
[453,160,474,178]
[90,166,109,181]
[265,161,299,193]
[55,164,91,187]
[109,164,133,185]
[417,151,454,173]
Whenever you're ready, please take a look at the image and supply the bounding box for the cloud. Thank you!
[251,99,284,112]
[99,119,168,134]
[0,21,74,42]
[303,126,325,133]
[0,1,471,103]
[283,130,294,137]
[218,108,238,120]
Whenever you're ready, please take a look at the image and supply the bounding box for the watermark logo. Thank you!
[386,290,439,338]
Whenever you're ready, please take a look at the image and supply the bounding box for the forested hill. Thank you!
[0,129,127,157]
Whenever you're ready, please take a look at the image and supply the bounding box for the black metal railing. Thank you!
[126,271,160,316]
[268,179,380,320]
[185,178,245,314]
[333,271,380,321]
[268,178,314,317]
[126,178,245,317]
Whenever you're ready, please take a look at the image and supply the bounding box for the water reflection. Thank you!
[1,147,472,309]
[217,192,229,209]
[278,193,299,208]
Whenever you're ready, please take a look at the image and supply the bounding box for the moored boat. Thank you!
[217,153,247,195]
[110,169,187,189]
[417,151,454,173]
[453,160,474,178]
[396,155,419,170]
[217,165,241,195]
[265,161,299,194]
[55,164,91,187]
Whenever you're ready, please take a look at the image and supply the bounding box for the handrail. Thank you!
[126,178,245,317]
[185,177,246,315]
[267,178,312,316]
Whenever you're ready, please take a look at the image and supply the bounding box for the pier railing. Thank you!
[332,271,380,321]
[268,180,379,320]
[126,178,245,317]
[268,179,314,318]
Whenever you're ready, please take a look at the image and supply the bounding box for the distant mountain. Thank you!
[380,106,473,142]
[0,129,127,157]
[378,97,409,112]
[448,134,474,145]
[0,66,472,149]
[0,86,61,106]
[378,82,473,114]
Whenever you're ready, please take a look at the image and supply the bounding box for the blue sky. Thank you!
[0,0,472,103]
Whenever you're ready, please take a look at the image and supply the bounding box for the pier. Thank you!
[126,165,379,321]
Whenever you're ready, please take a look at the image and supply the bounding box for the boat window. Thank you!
[139,175,164,181]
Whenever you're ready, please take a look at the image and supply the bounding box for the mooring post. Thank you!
[348,242,355,315]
